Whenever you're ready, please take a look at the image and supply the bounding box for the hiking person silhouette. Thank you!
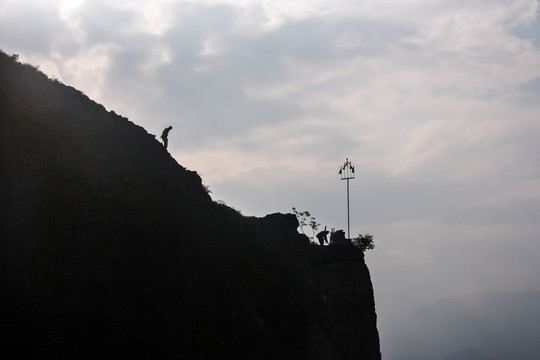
[316,226,329,246]
[161,126,173,149]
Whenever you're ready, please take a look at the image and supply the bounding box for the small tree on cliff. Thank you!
[292,207,320,241]
[352,233,375,252]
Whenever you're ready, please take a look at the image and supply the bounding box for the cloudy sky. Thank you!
[2,0,540,357]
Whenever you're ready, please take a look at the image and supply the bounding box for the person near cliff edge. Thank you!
[316,226,329,246]
[161,126,173,149]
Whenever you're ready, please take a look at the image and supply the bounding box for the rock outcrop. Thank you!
[251,214,381,359]
[1,51,380,359]
[308,243,380,360]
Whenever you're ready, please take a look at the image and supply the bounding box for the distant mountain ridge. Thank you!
[385,290,540,360]
[442,348,490,360]
[0,51,380,359]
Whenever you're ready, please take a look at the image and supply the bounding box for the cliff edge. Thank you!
[1,51,380,359]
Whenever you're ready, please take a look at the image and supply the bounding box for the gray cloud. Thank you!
[76,1,139,45]
[514,76,540,106]
[0,1,66,54]
[511,5,540,46]
[52,1,417,150]
[519,76,540,93]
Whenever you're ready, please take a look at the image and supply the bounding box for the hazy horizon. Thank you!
[2,0,540,358]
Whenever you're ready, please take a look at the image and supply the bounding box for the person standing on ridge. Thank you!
[161,126,173,149]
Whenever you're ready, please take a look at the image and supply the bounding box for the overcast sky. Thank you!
[2,0,540,357]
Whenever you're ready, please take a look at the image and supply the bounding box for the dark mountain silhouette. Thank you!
[0,51,380,359]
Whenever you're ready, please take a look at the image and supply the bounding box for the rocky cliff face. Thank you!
[1,51,380,359]
[308,244,381,360]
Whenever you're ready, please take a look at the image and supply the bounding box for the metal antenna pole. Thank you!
[339,158,355,240]
[346,177,350,239]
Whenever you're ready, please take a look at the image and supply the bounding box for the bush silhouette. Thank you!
[352,233,375,251]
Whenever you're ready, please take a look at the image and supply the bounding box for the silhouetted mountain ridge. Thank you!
[0,51,380,359]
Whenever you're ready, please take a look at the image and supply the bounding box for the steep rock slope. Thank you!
[0,51,380,359]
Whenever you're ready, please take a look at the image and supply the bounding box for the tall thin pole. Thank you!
[339,158,355,240]
[347,177,350,239]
